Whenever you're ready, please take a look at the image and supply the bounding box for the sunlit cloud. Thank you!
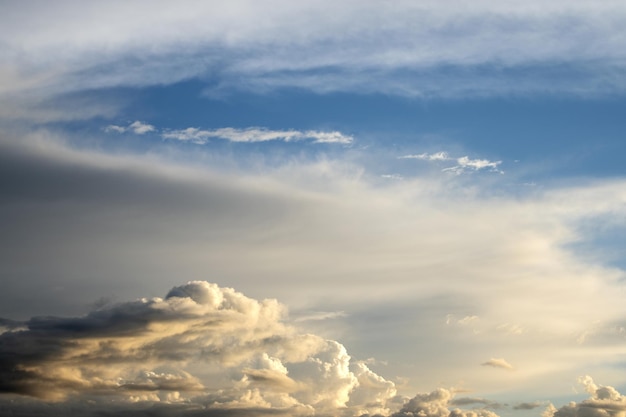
[545,376,626,417]
[0,281,398,416]
[481,358,514,371]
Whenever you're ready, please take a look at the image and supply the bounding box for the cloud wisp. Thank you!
[106,121,156,135]
[161,127,353,145]
[101,122,353,145]
[399,152,503,174]
[3,0,626,110]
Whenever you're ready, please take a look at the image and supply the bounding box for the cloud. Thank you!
[106,121,156,135]
[2,0,626,111]
[292,311,347,322]
[546,377,626,417]
[451,397,502,409]
[161,127,353,145]
[399,152,451,161]
[1,134,626,405]
[481,358,514,370]
[391,388,500,417]
[513,401,546,410]
[399,151,502,174]
[0,281,399,416]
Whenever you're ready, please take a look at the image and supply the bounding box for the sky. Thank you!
[1,1,626,416]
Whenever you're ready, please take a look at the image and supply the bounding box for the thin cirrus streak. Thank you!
[104,121,353,145]
[399,152,503,174]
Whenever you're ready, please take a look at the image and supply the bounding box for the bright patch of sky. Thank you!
[1,2,626,417]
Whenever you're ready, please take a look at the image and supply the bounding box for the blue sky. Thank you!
[1,1,626,417]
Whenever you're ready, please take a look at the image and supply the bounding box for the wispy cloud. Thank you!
[399,151,503,174]
[3,1,626,107]
[105,120,156,135]
[161,127,353,145]
[399,152,451,161]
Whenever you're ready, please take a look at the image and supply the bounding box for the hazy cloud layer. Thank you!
[2,0,626,116]
[1,133,626,404]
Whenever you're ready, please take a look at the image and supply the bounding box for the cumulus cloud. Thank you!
[105,121,156,135]
[391,388,500,417]
[481,358,514,370]
[547,377,626,417]
[161,127,353,145]
[0,281,397,416]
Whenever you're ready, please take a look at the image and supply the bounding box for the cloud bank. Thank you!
[0,280,507,417]
[546,377,626,417]
[0,281,400,416]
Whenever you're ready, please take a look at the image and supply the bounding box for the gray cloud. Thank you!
[513,401,545,410]
[451,397,503,409]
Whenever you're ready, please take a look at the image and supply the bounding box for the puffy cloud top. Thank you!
[0,281,401,416]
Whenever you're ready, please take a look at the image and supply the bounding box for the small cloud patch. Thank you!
[481,358,514,370]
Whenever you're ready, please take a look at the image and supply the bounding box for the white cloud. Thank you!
[443,156,503,175]
[399,152,451,161]
[161,127,353,144]
[400,151,502,174]
[2,0,626,105]
[105,120,155,135]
